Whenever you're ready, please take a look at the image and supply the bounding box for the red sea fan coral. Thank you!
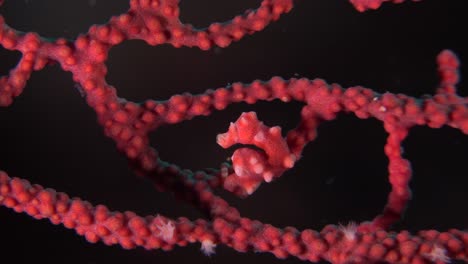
[0,1,467,264]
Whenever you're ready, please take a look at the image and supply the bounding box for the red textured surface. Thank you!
[0,0,467,264]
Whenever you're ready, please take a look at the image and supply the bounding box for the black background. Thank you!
[0,0,467,263]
